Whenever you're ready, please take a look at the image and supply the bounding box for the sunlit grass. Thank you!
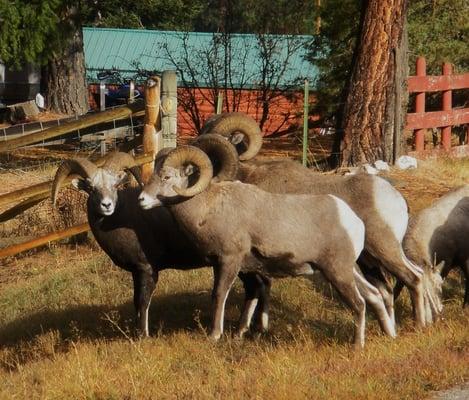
[1,158,468,399]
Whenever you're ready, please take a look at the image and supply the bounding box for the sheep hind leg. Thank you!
[376,246,426,328]
[252,274,272,333]
[321,266,366,349]
[132,267,158,337]
[359,255,395,328]
[353,269,396,338]
[236,272,261,338]
[236,272,271,337]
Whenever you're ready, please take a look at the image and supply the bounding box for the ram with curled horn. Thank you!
[52,150,266,337]
[199,112,439,333]
[138,145,397,348]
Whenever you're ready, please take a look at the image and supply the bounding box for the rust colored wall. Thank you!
[89,84,314,137]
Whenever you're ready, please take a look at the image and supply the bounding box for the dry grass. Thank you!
[0,157,468,399]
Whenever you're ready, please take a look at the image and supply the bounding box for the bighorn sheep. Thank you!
[402,185,469,310]
[197,112,437,330]
[52,151,272,337]
[138,145,397,348]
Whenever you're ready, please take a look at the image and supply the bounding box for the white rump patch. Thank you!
[373,178,408,243]
[330,195,365,260]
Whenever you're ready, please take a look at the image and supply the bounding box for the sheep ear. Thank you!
[183,164,196,176]
[230,133,245,145]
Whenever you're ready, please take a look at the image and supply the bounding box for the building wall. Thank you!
[88,84,313,137]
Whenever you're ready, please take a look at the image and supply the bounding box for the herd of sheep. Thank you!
[51,112,468,348]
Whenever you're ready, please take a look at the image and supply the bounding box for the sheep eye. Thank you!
[163,176,170,181]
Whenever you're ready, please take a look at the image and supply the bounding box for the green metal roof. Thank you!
[83,27,317,89]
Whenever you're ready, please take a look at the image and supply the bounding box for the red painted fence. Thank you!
[406,57,469,152]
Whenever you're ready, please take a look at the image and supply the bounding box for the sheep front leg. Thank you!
[210,259,240,341]
[132,267,158,337]
[353,269,396,338]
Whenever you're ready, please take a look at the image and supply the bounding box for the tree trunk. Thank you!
[44,28,88,115]
[340,0,408,166]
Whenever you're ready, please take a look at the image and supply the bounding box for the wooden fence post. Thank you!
[129,80,135,103]
[142,76,161,183]
[441,62,452,151]
[99,82,106,112]
[414,57,426,152]
[302,79,309,166]
[216,92,223,114]
[161,71,177,149]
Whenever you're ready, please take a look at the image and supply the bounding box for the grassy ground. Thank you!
[0,157,468,399]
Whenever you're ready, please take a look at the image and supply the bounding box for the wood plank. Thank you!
[0,101,144,152]
[406,107,469,130]
[0,193,47,223]
[0,223,90,258]
[408,73,469,93]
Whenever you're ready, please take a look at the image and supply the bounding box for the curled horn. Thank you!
[154,147,175,173]
[102,151,144,187]
[162,146,213,197]
[194,134,239,181]
[201,112,262,161]
[51,158,98,206]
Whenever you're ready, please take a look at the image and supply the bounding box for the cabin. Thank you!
[83,27,317,136]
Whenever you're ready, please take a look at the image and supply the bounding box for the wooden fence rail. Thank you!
[406,57,469,152]
[0,223,90,259]
[0,101,144,152]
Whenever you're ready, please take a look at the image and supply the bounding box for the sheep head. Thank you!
[139,146,213,209]
[52,152,140,216]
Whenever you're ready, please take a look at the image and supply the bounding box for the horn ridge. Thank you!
[201,112,262,161]
[194,134,239,181]
[162,146,213,197]
[51,158,98,206]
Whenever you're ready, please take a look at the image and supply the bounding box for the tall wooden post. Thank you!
[142,76,161,183]
[302,79,309,166]
[161,71,177,149]
[99,82,106,112]
[216,92,223,114]
[441,62,452,151]
[129,80,135,103]
[414,57,426,152]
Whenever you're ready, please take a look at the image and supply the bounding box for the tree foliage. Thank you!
[0,0,61,67]
[308,0,468,119]
[408,0,469,74]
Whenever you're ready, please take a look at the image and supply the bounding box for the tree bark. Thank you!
[44,28,88,115]
[340,0,408,166]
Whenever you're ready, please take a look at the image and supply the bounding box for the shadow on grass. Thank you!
[0,282,362,356]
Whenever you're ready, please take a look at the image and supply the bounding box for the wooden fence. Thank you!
[406,56,469,153]
[0,74,174,259]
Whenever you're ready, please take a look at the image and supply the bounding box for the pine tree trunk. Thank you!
[340,0,408,166]
[45,28,88,115]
